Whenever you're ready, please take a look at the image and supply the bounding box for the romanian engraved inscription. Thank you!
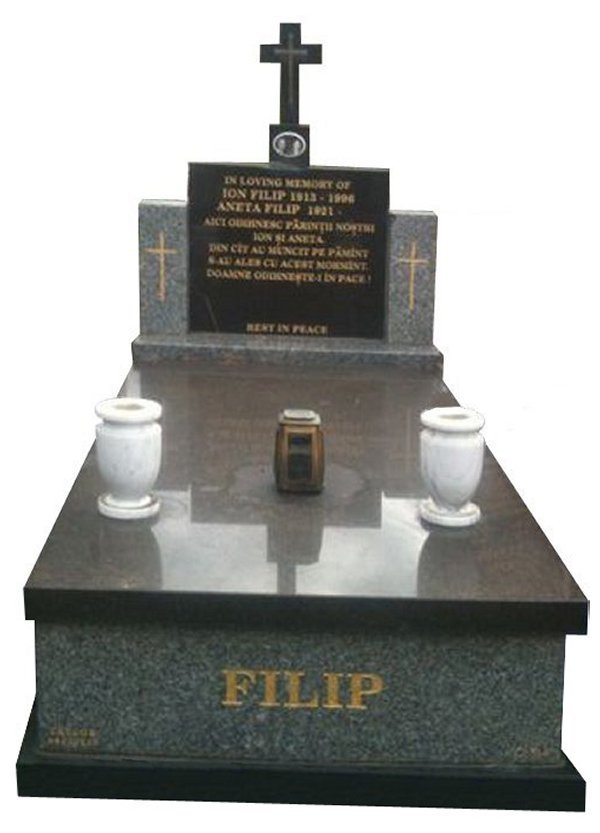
[189,164,389,338]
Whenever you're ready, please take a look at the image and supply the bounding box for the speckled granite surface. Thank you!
[387,211,437,346]
[132,332,443,368]
[136,203,440,361]
[35,621,564,766]
[139,200,188,335]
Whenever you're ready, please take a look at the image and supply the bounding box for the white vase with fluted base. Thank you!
[419,406,485,528]
[95,397,162,520]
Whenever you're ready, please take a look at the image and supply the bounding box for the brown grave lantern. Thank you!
[274,409,324,493]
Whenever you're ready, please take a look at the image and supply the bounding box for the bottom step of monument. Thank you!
[17,705,585,812]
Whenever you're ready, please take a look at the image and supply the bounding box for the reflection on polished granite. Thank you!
[25,361,587,632]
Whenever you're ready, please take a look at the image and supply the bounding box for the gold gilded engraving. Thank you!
[259,670,280,707]
[394,241,428,312]
[46,727,100,751]
[348,673,385,710]
[322,672,344,709]
[220,668,384,710]
[246,322,329,336]
[200,175,377,300]
[221,669,257,707]
[283,671,320,709]
[145,231,178,303]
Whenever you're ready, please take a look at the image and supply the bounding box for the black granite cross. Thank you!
[260,23,322,124]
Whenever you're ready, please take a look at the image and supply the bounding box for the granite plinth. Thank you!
[21,360,588,806]
[18,706,585,810]
[132,332,443,368]
[35,621,564,765]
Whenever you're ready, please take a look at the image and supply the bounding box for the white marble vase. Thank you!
[95,397,162,520]
[419,406,485,527]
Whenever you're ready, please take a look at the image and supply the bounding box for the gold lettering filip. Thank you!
[221,669,384,710]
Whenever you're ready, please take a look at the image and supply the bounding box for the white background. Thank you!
[1,0,598,829]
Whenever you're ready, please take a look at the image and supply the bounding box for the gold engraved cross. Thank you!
[145,232,178,303]
[395,241,428,312]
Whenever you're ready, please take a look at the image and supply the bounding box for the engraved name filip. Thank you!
[222,669,384,710]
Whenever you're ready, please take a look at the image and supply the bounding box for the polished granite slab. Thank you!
[25,360,587,632]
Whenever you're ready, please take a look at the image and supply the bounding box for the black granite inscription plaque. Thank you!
[188,163,389,338]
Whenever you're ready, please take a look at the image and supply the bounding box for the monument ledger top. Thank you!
[25,361,587,633]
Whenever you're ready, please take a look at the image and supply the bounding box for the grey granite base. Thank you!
[35,621,564,767]
[132,332,443,369]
